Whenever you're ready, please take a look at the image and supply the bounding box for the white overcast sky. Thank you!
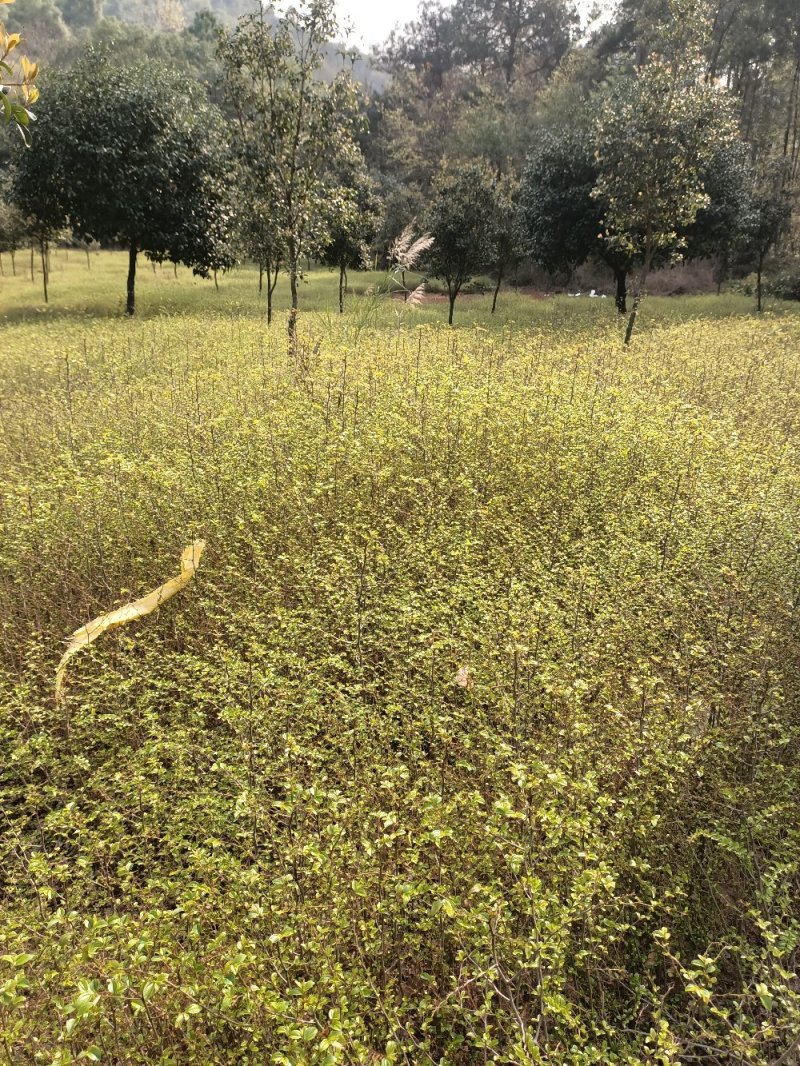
[331,0,600,49]
[333,0,435,47]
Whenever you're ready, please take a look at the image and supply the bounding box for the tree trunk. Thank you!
[268,261,279,326]
[40,240,48,304]
[782,58,800,161]
[339,264,346,314]
[214,269,219,292]
[614,267,627,314]
[259,264,263,293]
[756,253,763,313]
[624,250,653,346]
[624,297,640,345]
[504,26,518,84]
[86,248,91,270]
[491,262,505,314]
[30,243,34,282]
[0,254,4,276]
[173,262,177,278]
[126,241,137,316]
[448,289,457,326]
[10,250,16,276]
[266,262,273,324]
[288,251,299,350]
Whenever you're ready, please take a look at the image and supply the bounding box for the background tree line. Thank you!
[0,0,798,334]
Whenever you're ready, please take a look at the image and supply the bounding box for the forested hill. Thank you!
[3,0,387,90]
[103,0,252,27]
[3,0,253,43]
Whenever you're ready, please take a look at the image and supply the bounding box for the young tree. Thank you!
[236,178,286,325]
[7,116,64,300]
[490,172,522,313]
[320,165,381,313]
[593,0,738,343]
[220,1,365,348]
[518,125,634,310]
[12,55,235,314]
[425,163,498,324]
[519,111,750,311]
[684,139,754,293]
[374,178,427,266]
[744,169,792,312]
[0,191,28,276]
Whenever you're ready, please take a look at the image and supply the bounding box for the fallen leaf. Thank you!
[55,540,206,703]
[455,665,474,690]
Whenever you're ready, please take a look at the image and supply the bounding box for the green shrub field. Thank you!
[1,260,800,1063]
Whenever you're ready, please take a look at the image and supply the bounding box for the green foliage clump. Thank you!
[424,162,499,323]
[519,125,599,278]
[768,262,800,302]
[592,0,739,341]
[1,308,800,1062]
[12,53,235,314]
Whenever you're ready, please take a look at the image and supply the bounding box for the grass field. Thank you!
[0,247,790,330]
[2,254,800,1063]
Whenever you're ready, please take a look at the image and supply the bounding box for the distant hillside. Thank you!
[4,0,388,91]
[102,0,257,30]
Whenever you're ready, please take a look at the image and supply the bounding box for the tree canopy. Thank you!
[219,0,366,346]
[425,162,499,324]
[385,0,577,89]
[320,161,381,313]
[13,54,235,313]
[3,0,799,321]
[593,0,739,339]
